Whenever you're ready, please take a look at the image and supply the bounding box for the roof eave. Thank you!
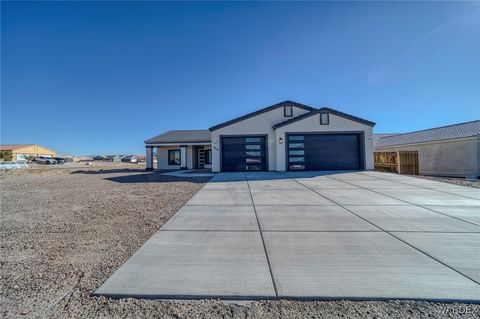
[145,141,212,145]
[272,107,375,129]
[209,100,316,131]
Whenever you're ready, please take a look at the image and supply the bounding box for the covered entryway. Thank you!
[287,133,363,171]
[221,136,267,172]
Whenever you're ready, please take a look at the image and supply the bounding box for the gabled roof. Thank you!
[376,120,480,148]
[145,130,211,144]
[209,100,316,131]
[272,107,376,129]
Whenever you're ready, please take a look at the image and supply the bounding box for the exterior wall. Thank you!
[157,146,182,170]
[275,113,374,171]
[210,106,311,172]
[156,145,205,170]
[11,145,56,160]
[376,137,480,177]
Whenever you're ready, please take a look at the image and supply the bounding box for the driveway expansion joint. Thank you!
[97,171,480,301]
[321,176,480,286]
[246,173,279,298]
[327,176,480,227]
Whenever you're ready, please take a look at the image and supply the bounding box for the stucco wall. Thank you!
[210,106,311,172]
[11,145,56,160]
[157,145,212,170]
[157,146,194,170]
[376,137,480,177]
[274,113,374,171]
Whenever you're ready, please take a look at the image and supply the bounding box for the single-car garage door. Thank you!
[287,133,362,171]
[221,136,266,172]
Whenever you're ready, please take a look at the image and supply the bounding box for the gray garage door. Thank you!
[287,133,362,171]
[221,136,267,172]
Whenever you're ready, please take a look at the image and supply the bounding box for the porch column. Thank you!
[180,145,187,170]
[146,146,153,171]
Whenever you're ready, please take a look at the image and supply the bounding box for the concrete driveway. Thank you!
[96,171,480,301]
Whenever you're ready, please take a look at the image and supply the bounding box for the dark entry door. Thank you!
[287,133,362,171]
[221,136,266,172]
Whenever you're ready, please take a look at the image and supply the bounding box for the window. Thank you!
[289,157,304,163]
[168,150,181,165]
[289,150,304,156]
[288,135,304,141]
[284,106,293,117]
[246,137,261,143]
[320,113,329,125]
[289,164,305,170]
[246,151,261,157]
[289,143,304,149]
[204,149,212,165]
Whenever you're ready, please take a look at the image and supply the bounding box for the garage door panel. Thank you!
[288,134,362,171]
[222,136,266,172]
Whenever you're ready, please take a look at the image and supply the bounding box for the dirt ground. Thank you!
[1,166,479,318]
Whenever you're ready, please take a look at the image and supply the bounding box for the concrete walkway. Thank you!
[96,171,480,301]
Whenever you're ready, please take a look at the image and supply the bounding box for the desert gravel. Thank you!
[1,167,479,318]
[411,175,480,189]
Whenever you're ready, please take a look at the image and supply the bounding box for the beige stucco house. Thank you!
[375,121,480,178]
[0,144,56,161]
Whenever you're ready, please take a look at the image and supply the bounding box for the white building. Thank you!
[145,100,375,172]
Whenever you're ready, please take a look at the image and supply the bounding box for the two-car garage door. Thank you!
[220,133,363,172]
[287,133,362,171]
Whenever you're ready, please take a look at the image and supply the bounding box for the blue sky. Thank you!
[2,1,479,155]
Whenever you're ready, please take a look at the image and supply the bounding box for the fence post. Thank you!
[396,151,401,174]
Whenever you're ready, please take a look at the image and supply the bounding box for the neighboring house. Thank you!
[134,155,146,162]
[75,156,94,162]
[375,120,480,178]
[373,134,397,148]
[106,155,122,163]
[145,100,375,172]
[93,155,109,161]
[121,155,138,163]
[0,144,56,161]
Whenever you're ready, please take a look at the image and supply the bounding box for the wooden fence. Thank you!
[374,151,419,175]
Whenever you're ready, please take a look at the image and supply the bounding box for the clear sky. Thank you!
[1,1,479,155]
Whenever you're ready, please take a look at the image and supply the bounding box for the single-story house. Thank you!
[375,120,480,178]
[0,144,56,161]
[145,100,375,172]
[93,155,109,161]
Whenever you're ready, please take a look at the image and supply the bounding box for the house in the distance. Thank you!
[375,120,480,178]
[145,100,375,172]
[0,144,56,161]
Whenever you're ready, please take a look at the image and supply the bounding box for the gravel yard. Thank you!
[1,167,479,318]
[412,175,480,189]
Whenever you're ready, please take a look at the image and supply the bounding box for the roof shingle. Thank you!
[376,120,480,148]
[145,130,211,144]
